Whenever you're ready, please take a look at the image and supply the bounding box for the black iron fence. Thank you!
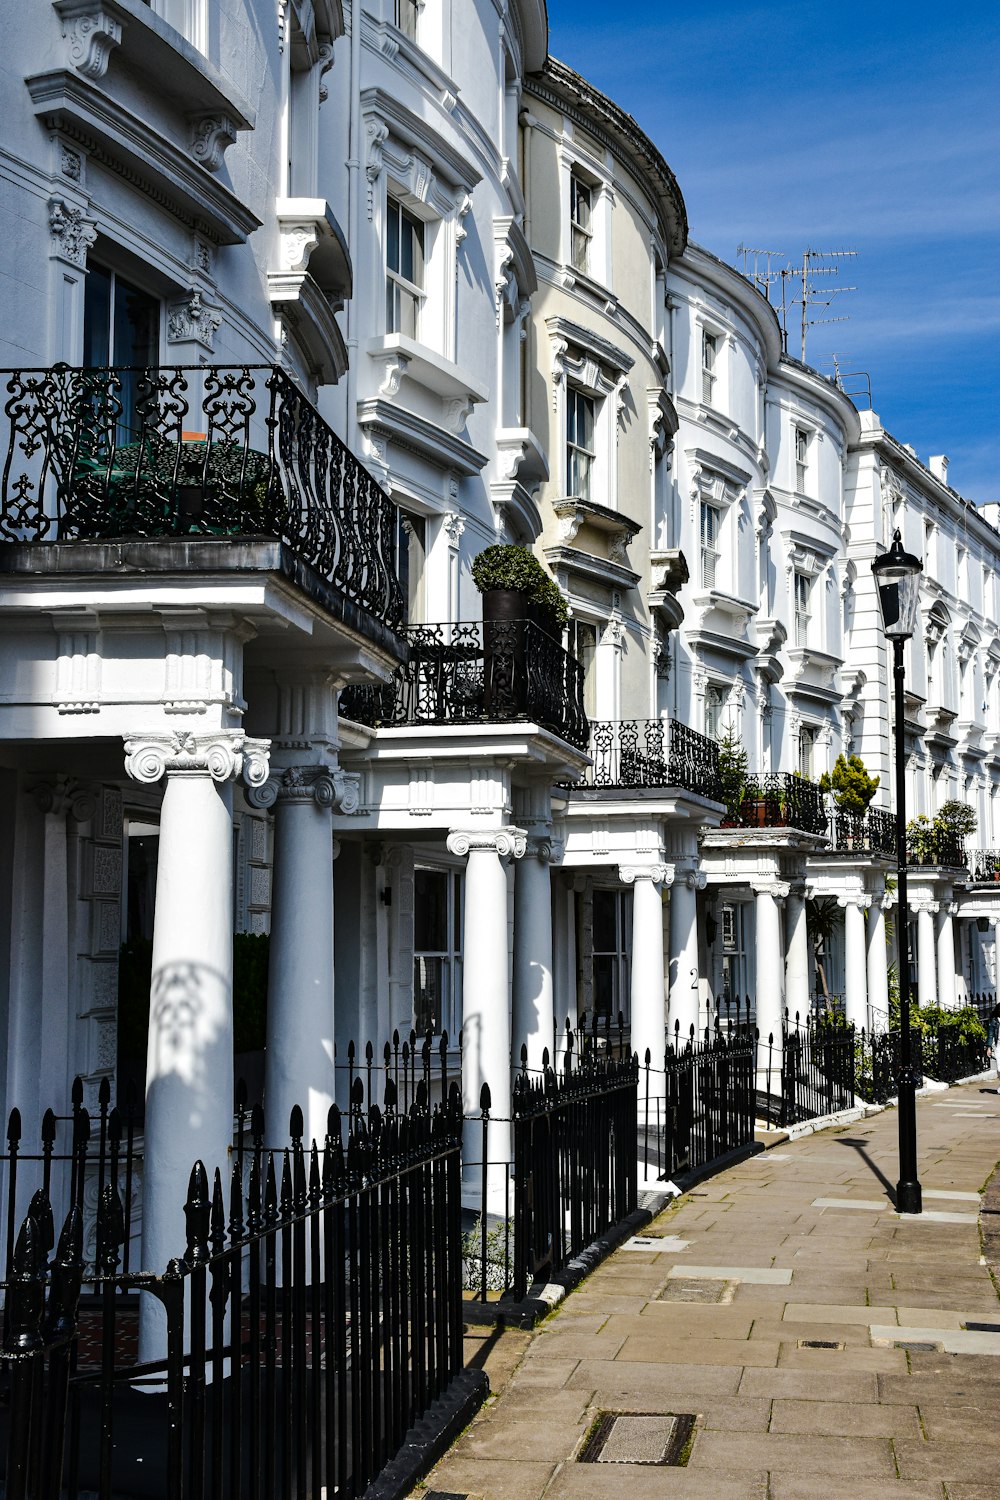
[758,1014,856,1126]
[967,850,1000,884]
[340,618,588,748]
[0,364,404,629]
[578,719,722,801]
[1,1081,465,1500]
[855,1028,924,1105]
[2,1076,142,1283]
[831,807,896,856]
[639,1023,756,1182]
[510,1052,637,1300]
[732,773,827,834]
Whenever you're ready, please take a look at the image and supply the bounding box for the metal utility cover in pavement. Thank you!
[798,1339,845,1350]
[579,1412,696,1466]
[658,1278,730,1303]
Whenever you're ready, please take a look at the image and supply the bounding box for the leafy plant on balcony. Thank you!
[716,721,749,822]
[819,754,879,815]
[470,544,569,627]
[906,801,977,865]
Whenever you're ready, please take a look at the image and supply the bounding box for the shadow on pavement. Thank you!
[832,1136,897,1207]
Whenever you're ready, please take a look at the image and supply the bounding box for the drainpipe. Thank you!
[345,0,362,452]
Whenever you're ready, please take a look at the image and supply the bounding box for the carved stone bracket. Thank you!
[123,731,270,787]
[447,828,527,861]
[60,5,124,79]
[443,511,465,549]
[166,289,222,350]
[48,196,97,268]
[189,114,239,172]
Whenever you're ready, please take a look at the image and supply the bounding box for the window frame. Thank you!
[701,330,718,405]
[385,194,426,340]
[793,569,812,649]
[412,863,463,1039]
[394,0,419,40]
[592,885,632,1024]
[700,500,722,590]
[570,173,594,274]
[566,384,597,501]
[794,427,810,494]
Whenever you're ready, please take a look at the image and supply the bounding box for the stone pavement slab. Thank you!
[412,1082,1000,1500]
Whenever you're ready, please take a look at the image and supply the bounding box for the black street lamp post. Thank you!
[872,529,923,1215]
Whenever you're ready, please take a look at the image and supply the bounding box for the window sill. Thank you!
[367,333,488,408]
[275,198,352,301]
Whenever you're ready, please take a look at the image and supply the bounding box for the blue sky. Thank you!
[545,1,1000,501]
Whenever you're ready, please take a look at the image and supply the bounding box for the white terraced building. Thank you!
[0,0,996,1269]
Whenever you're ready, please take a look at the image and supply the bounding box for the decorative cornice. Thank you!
[619,863,673,887]
[245,764,360,813]
[447,828,527,860]
[123,731,270,787]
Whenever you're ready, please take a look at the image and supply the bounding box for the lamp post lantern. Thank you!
[872,528,923,1215]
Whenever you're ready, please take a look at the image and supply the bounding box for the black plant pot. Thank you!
[480,591,529,716]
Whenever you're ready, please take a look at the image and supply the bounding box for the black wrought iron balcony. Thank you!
[578,718,722,801]
[968,849,1000,885]
[831,807,897,856]
[0,364,403,629]
[339,619,588,748]
[908,835,967,869]
[729,773,827,835]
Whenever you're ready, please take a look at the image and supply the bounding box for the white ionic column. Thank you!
[866,895,891,1031]
[752,881,788,1088]
[248,765,357,1148]
[124,731,269,1358]
[512,836,554,1074]
[936,902,958,1011]
[839,894,871,1031]
[620,864,673,1088]
[784,887,811,1027]
[448,828,526,1208]
[915,901,939,1009]
[668,869,704,1038]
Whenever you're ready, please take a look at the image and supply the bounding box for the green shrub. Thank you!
[462,1216,512,1293]
[819,754,879,814]
[470,544,568,627]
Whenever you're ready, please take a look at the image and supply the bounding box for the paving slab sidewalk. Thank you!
[415,1080,1000,1500]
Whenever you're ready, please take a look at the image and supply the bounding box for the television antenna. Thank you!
[793,248,857,362]
[738,245,858,361]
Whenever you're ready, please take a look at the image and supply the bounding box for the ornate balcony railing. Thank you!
[966,849,1000,884]
[339,618,588,747]
[731,773,827,835]
[578,718,722,801]
[908,836,967,869]
[831,806,897,856]
[0,364,404,628]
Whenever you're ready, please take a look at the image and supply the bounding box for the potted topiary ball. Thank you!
[471,544,568,636]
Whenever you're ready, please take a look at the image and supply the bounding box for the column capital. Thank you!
[619,863,674,888]
[837,893,872,911]
[245,764,359,813]
[912,899,940,915]
[32,775,97,821]
[684,870,708,892]
[524,835,552,862]
[941,901,959,917]
[447,827,527,860]
[751,879,790,900]
[124,730,270,787]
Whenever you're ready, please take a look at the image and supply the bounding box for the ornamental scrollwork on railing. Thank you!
[0,364,404,631]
